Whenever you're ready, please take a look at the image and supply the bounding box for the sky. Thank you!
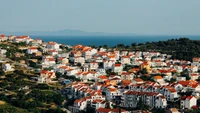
[0,0,200,35]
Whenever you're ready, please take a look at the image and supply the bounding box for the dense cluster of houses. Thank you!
[1,34,200,113]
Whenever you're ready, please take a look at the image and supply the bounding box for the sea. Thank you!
[30,35,200,47]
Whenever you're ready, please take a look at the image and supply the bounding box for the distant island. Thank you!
[0,29,136,36]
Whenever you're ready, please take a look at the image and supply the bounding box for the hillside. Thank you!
[133,38,200,61]
[0,101,29,113]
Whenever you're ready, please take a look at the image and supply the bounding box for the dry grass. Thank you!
[0,100,6,105]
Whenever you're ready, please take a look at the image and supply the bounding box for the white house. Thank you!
[27,47,38,54]
[74,57,85,65]
[189,73,199,80]
[180,96,197,109]
[2,63,14,72]
[155,95,167,108]
[73,98,87,113]
[123,91,167,109]
[121,56,130,64]
[90,62,99,71]
[0,34,7,41]
[47,41,60,50]
[49,50,58,56]
[103,60,115,70]
[38,70,56,83]
[104,87,121,101]
[112,64,123,73]
[0,49,7,55]
[42,57,56,67]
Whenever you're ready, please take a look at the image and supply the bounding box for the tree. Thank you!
[56,72,63,79]
[117,44,125,49]
[131,42,137,47]
[181,69,191,80]
[170,78,176,83]
[141,68,148,74]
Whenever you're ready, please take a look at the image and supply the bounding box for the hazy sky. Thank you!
[0,0,200,35]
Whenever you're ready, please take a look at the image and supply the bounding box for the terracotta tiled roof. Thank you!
[154,76,163,79]
[96,108,111,113]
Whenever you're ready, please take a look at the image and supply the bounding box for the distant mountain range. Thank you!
[0,29,136,36]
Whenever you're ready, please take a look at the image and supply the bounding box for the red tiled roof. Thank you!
[96,108,111,113]
[98,75,108,79]
[115,64,121,67]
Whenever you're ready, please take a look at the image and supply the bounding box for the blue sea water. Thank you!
[31,35,200,47]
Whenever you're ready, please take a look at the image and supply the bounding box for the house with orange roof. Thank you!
[188,66,198,73]
[67,68,80,76]
[46,41,60,50]
[159,86,179,101]
[82,50,92,60]
[112,64,123,73]
[73,98,87,113]
[104,87,121,101]
[0,34,7,41]
[121,56,130,64]
[74,56,85,66]
[131,78,144,84]
[48,50,58,56]
[121,80,131,86]
[81,72,95,82]
[38,70,56,83]
[152,60,167,67]
[131,59,143,66]
[107,55,117,62]
[27,47,38,54]
[13,36,32,43]
[189,73,199,80]
[35,38,42,44]
[91,99,107,110]
[97,75,108,82]
[153,76,164,84]
[96,108,111,113]
[90,62,99,71]
[57,65,70,74]
[120,71,135,80]
[57,57,69,64]
[90,90,105,100]
[72,51,82,57]
[42,57,56,67]
[192,57,200,62]
[122,91,166,109]
[180,96,197,109]
[8,35,16,41]
[176,80,199,92]
[108,79,117,86]
[155,95,167,108]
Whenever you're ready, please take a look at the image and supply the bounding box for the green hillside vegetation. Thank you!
[0,70,65,113]
[0,101,29,113]
[131,38,200,61]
